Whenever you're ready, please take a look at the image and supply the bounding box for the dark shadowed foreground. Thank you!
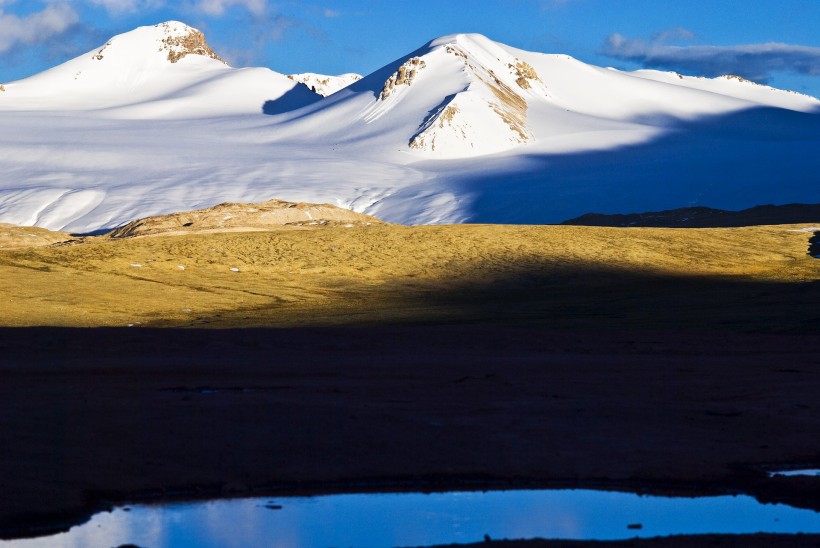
[1,223,818,545]
[1,326,819,545]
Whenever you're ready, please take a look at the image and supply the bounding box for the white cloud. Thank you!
[194,0,267,16]
[650,27,695,44]
[86,0,165,15]
[0,2,79,54]
[602,32,820,83]
[323,8,340,18]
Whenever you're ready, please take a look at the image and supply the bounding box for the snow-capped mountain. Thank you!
[0,21,317,117]
[374,36,546,156]
[287,73,363,97]
[0,23,818,232]
[282,33,817,158]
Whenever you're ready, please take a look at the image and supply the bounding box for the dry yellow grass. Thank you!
[0,224,73,250]
[0,223,818,330]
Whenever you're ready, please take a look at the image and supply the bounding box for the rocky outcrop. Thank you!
[409,104,462,151]
[380,57,427,100]
[158,23,224,64]
[722,74,757,84]
[107,198,385,238]
[510,60,541,90]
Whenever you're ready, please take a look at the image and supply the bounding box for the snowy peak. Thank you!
[0,21,320,117]
[379,57,428,100]
[425,38,546,144]
[428,33,546,93]
[57,21,228,84]
[373,33,551,157]
[352,32,820,158]
[7,21,230,98]
[92,21,225,66]
[347,32,820,159]
[352,34,549,158]
[153,21,224,64]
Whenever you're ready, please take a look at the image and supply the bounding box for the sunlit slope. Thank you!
[0,224,817,330]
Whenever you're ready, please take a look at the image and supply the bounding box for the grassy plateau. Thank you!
[1,223,818,331]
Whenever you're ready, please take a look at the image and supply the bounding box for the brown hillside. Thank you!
[0,223,73,249]
[106,198,383,238]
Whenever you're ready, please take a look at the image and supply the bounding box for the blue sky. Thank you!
[2,0,819,98]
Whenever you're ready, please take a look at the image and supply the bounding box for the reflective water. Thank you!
[4,489,820,548]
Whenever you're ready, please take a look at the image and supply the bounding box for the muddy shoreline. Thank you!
[1,325,819,542]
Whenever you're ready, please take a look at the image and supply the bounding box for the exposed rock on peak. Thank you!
[721,74,757,85]
[380,57,427,100]
[510,60,541,89]
[409,104,462,151]
[90,22,225,66]
[158,23,224,64]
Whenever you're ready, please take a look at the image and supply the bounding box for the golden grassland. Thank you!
[0,223,72,250]
[0,223,818,330]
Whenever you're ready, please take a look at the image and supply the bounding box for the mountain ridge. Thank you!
[562,204,820,229]
[287,72,363,97]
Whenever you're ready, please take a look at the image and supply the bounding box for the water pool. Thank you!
[4,488,819,547]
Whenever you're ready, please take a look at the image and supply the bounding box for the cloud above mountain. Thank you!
[83,0,269,17]
[0,2,79,53]
[603,31,820,84]
[194,0,266,17]
[87,0,164,15]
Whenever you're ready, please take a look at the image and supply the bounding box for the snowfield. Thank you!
[0,22,818,232]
